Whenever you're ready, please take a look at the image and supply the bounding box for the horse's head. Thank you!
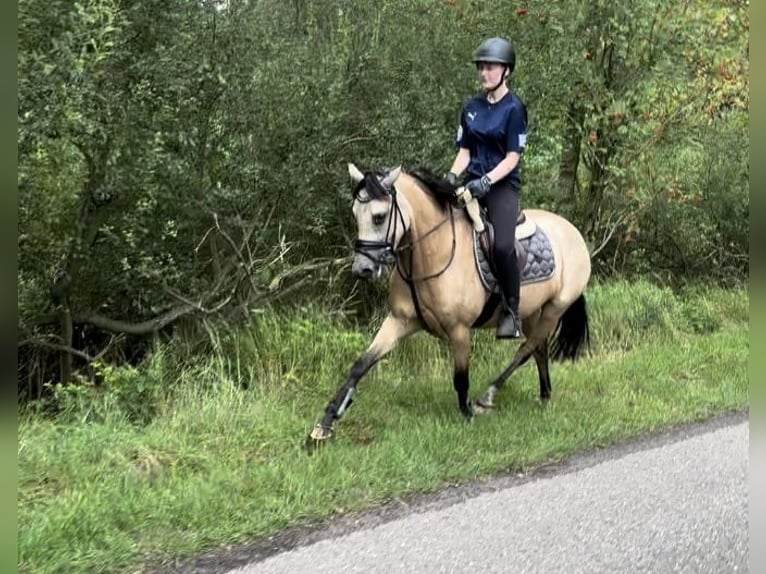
[348,162,408,280]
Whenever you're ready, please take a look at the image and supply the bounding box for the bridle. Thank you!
[353,172,457,283]
[352,174,405,268]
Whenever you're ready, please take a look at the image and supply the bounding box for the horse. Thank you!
[306,163,591,447]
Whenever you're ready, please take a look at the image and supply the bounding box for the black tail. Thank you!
[549,294,590,362]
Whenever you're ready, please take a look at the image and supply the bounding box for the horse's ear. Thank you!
[348,163,364,184]
[381,166,402,190]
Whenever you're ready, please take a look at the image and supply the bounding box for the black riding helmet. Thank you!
[473,37,516,74]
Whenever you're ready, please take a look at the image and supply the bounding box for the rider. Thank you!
[446,37,527,339]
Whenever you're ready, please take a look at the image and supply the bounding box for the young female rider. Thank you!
[447,37,528,339]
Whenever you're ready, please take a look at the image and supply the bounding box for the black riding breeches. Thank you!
[480,180,521,309]
[481,180,520,254]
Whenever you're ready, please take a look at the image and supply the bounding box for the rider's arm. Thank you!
[485,151,520,184]
[449,147,471,178]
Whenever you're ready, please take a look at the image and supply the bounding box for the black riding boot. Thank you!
[495,249,523,339]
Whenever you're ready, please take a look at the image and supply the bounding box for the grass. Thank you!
[18,280,749,574]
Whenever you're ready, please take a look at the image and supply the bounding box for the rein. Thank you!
[395,203,456,283]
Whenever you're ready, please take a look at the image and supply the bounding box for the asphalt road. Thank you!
[174,411,748,574]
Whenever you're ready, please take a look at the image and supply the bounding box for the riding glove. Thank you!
[465,175,492,199]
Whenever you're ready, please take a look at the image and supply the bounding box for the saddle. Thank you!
[477,208,537,275]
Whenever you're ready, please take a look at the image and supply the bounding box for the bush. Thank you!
[49,355,165,427]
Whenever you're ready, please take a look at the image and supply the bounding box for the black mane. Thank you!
[407,166,460,209]
[352,170,391,201]
[351,166,459,209]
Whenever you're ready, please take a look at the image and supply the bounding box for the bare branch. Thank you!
[590,215,626,259]
[254,274,312,304]
[161,283,207,311]
[25,249,352,342]
[266,256,351,291]
[93,333,126,361]
[213,212,265,297]
[20,328,124,366]
[206,291,236,313]
[195,224,216,253]
[75,304,197,334]
[18,338,96,362]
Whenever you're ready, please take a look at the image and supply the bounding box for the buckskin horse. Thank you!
[307,163,591,447]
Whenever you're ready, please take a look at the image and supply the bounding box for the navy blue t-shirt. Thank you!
[455,91,527,190]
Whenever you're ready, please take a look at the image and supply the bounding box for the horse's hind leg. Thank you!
[474,342,535,411]
[475,302,562,411]
[533,340,551,401]
[307,314,419,445]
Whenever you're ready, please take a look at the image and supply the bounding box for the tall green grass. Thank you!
[18,280,748,574]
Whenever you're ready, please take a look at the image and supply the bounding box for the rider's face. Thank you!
[476,62,506,89]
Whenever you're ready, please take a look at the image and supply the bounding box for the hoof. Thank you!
[303,424,333,454]
[461,402,474,422]
[473,400,495,415]
[310,424,333,441]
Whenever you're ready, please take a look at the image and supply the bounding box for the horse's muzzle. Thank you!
[352,257,386,280]
[352,241,394,280]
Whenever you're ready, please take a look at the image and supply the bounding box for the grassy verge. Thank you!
[18,280,748,573]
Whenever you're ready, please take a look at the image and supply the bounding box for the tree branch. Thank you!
[212,212,264,296]
[265,256,351,291]
[18,338,96,362]
[76,304,198,334]
[26,254,353,337]
[18,332,126,365]
[590,215,626,259]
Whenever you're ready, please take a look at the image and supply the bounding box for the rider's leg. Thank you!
[482,182,523,339]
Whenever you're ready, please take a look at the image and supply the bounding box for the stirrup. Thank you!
[496,311,523,339]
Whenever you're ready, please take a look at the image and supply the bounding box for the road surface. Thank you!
[174,411,748,574]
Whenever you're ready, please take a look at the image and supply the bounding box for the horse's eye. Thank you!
[372,213,386,226]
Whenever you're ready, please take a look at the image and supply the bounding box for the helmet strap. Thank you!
[485,66,509,99]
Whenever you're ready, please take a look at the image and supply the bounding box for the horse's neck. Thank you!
[397,182,451,273]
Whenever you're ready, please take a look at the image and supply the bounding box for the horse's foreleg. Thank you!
[307,314,419,445]
[449,325,473,420]
[476,303,561,410]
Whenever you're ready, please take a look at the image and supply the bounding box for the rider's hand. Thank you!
[465,175,492,199]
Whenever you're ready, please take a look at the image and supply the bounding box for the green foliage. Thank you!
[38,279,748,425]
[17,0,748,390]
[49,355,165,426]
[585,279,747,351]
[680,301,723,335]
[195,308,370,396]
[588,280,683,351]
